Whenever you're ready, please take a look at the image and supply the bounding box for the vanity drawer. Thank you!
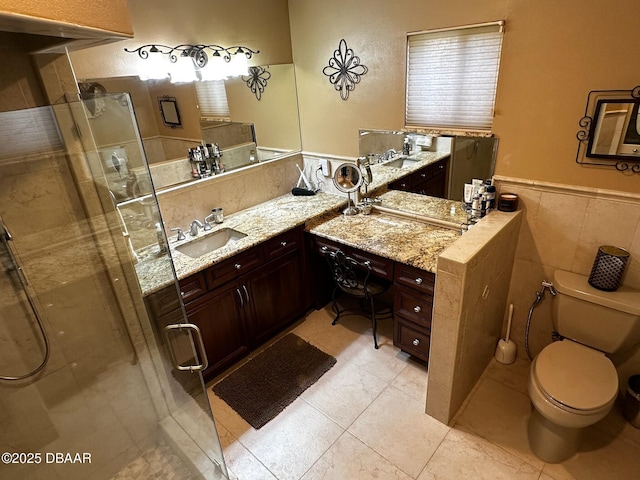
[145,284,183,318]
[350,250,394,280]
[263,228,301,261]
[389,175,412,191]
[394,318,430,361]
[179,271,207,303]
[411,164,433,184]
[311,236,343,255]
[394,264,435,296]
[394,284,433,328]
[205,246,264,290]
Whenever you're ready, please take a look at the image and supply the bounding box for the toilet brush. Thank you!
[495,304,517,364]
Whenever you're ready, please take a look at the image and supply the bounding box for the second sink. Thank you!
[175,228,247,258]
[382,157,420,168]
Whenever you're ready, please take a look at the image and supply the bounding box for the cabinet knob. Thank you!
[415,277,423,285]
[234,263,242,270]
[180,291,185,298]
[414,305,422,313]
[281,241,287,247]
[412,338,420,346]
[420,173,427,178]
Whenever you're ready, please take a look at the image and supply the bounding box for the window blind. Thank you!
[405,22,504,132]
[194,80,231,120]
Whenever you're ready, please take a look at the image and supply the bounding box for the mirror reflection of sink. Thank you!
[382,157,420,168]
[175,228,247,258]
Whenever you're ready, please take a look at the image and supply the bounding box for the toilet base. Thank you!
[528,408,581,463]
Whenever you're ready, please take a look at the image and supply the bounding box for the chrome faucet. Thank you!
[189,219,204,236]
[383,148,397,162]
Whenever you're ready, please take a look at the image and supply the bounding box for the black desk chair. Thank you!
[321,247,391,349]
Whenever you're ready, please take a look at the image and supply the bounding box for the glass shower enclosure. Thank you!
[0,92,228,479]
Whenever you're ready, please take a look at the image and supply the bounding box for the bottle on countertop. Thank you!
[402,137,411,156]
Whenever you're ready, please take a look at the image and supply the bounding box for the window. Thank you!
[405,21,504,133]
[194,80,230,121]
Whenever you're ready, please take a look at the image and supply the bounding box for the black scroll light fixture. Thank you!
[322,39,368,101]
[124,43,260,82]
[242,66,271,100]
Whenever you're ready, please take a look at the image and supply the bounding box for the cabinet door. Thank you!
[185,280,250,379]
[244,250,304,346]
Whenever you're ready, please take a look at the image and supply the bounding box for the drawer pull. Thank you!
[414,305,422,313]
[415,277,423,285]
[180,291,185,298]
[280,241,287,247]
[234,263,242,270]
[412,338,420,346]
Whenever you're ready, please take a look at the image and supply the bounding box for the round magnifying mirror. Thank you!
[333,163,363,215]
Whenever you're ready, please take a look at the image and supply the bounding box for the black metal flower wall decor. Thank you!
[242,66,271,100]
[322,39,368,101]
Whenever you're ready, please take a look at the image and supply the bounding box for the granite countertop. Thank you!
[135,151,460,296]
[136,192,347,296]
[365,151,451,192]
[307,207,461,273]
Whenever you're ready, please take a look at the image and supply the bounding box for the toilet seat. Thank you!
[533,340,618,413]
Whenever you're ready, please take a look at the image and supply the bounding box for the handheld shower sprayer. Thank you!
[524,280,557,360]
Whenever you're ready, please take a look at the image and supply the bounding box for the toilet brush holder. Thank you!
[495,304,517,364]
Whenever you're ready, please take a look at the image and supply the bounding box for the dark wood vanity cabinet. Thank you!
[177,226,307,380]
[184,278,250,376]
[393,263,435,362]
[307,233,434,362]
[389,157,449,198]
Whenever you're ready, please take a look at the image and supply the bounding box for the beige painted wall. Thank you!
[289,0,640,195]
[70,0,292,79]
[0,0,133,36]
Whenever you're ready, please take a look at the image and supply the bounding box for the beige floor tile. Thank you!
[418,427,540,480]
[482,356,531,396]
[301,432,413,480]
[236,399,343,480]
[301,358,387,428]
[349,385,450,478]
[223,440,278,480]
[454,377,543,469]
[390,358,428,404]
[541,427,640,480]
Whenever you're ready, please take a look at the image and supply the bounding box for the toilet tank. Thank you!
[552,269,640,353]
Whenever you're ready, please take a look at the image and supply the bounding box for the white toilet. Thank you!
[528,268,640,463]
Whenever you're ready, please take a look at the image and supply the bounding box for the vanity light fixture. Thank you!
[124,43,259,83]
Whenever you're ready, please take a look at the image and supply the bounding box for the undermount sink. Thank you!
[175,228,247,258]
[382,157,420,168]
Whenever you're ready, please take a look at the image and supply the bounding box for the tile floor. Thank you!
[207,304,640,480]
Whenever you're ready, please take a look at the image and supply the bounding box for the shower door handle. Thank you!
[163,323,209,373]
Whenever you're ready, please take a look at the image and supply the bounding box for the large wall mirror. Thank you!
[359,129,497,202]
[80,63,301,201]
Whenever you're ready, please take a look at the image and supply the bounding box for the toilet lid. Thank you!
[534,340,618,411]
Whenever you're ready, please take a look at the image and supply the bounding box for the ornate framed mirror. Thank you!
[576,86,640,172]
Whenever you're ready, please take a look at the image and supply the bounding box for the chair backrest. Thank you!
[321,247,372,295]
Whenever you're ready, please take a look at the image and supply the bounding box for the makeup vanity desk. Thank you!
[306,190,465,361]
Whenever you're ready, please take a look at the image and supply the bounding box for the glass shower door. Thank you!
[0,96,228,479]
